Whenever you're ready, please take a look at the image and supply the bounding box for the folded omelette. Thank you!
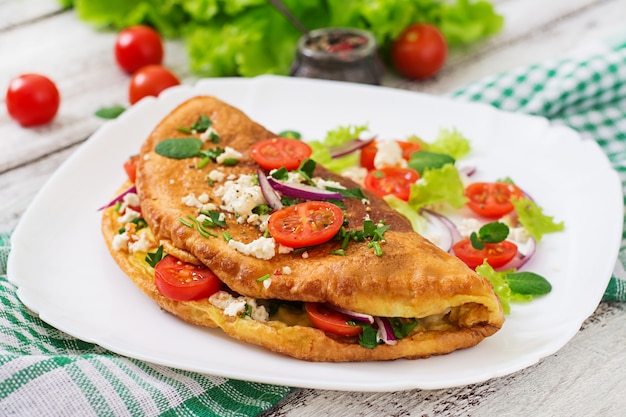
[101,95,504,362]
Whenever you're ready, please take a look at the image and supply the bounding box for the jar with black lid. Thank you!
[290,27,384,85]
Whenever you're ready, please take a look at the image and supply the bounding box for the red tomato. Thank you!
[154,255,223,301]
[452,239,518,270]
[305,303,362,337]
[128,65,180,105]
[250,137,313,170]
[360,140,422,170]
[391,23,447,80]
[267,201,344,248]
[465,182,525,218]
[115,25,164,74]
[364,167,420,201]
[123,155,139,183]
[6,74,60,127]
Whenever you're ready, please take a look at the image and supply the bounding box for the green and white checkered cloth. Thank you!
[0,233,291,415]
[1,41,625,417]
[451,41,626,302]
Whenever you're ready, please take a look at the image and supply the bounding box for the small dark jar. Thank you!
[290,27,385,85]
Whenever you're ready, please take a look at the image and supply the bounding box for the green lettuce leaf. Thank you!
[407,164,467,211]
[475,262,511,315]
[511,197,565,240]
[309,124,369,173]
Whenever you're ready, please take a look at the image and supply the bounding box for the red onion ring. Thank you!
[98,185,137,211]
[496,237,536,271]
[324,304,374,324]
[267,177,343,200]
[421,209,463,253]
[257,170,283,211]
[329,137,376,159]
[374,317,397,345]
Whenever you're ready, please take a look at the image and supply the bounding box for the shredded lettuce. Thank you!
[407,164,467,211]
[511,197,565,240]
[63,0,504,77]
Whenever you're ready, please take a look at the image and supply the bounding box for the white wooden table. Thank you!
[2,1,625,415]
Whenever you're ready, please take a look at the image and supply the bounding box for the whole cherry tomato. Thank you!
[115,25,164,74]
[6,74,60,127]
[391,23,447,80]
[128,65,180,105]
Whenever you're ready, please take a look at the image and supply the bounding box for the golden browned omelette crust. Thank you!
[102,95,505,362]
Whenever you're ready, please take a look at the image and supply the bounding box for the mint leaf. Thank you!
[507,271,552,296]
[145,246,164,268]
[95,105,126,119]
[155,138,203,159]
[408,150,455,175]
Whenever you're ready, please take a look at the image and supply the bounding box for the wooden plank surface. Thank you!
[1,0,625,415]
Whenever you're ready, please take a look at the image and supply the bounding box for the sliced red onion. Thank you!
[374,317,397,345]
[496,237,537,271]
[98,185,137,211]
[267,177,343,200]
[458,165,476,177]
[329,137,376,159]
[324,304,374,324]
[257,170,283,211]
[421,209,463,253]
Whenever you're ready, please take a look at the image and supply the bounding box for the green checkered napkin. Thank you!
[0,233,291,415]
[2,41,626,417]
[451,41,626,302]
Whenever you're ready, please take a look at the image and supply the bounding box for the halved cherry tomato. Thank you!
[123,155,139,183]
[359,140,422,170]
[115,25,164,74]
[128,65,180,105]
[364,167,419,201]
[452,239,518,269]
[465,182,525,218]
[250,137,312,170]
[154,255,223,301]
[305,303,362,337]
[267,201,343,248]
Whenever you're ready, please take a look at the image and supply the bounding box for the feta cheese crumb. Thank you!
[128,232,153,253]
[117,207,141,224]
[457,218,483,238]
[112,233,130,251]
[228,236,276,260]
[216,146,243,164]
[374,140,407,169]
[208,169,226,183]
[281,266,292,275]
[208,291,269,322]
[263,278,272,289]
[214,174,266,222]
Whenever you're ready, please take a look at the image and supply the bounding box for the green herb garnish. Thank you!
[470,222,509,250]
[95,105,126,119]
[408,150,455,175]
[145,245,164,267]
[155,138,203,159]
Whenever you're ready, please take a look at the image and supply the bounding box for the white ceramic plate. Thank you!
[7,76,623,391]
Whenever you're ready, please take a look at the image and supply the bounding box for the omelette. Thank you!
[101,95,504,362]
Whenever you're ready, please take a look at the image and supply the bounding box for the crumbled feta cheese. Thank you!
[208,169,226,183]
[457,218,483,238]
[228,236,276,260]
[112,233,130,251]
[508,227,531,244]
[128,232,153,253]
[313,177,345,189]
[201,202,219,212]
[214,174,266,221]
[278,244,294,254]
[281,266,292,275]
[208,291,268,322]
[263,278,272,289]
[182,193,204,208]
[117,207,141,224]
[374,140,407,169]
[216,146,243,164]
[199,126,219,141]
[341,166,368,185]
[301,251,309,259]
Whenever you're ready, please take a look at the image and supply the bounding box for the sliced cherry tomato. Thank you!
[154,255,223,301]
[305,303,362,337]
[364,167,419,201]
[359,140,422,170]
[250,137,312,170]
[267,201,343,248]
[115,25,164,74]
[465,182,525,218]
[452,239,518,269]
[123,155,139,183]
[6,73,60,127]
[128,65,180,105]
[391,23,447,80]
